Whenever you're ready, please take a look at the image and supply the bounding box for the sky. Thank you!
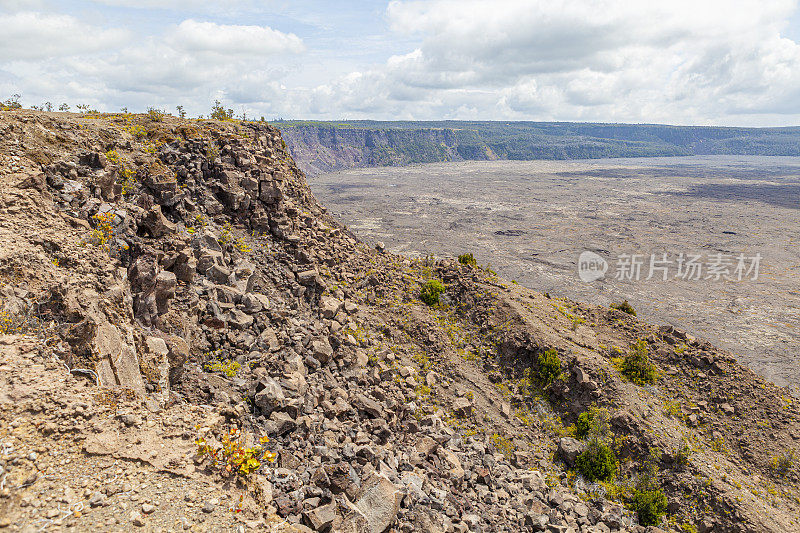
[2,0,800,126]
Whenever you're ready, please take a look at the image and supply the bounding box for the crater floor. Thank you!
[308,156,800,390]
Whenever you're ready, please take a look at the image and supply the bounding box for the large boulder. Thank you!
[163,335,189,383]
[241,292,269,313]
[438,448,465,484]
[143,336,170,404]
[253,377,285,415]
[303,503,335,532]
[128,255,176,326]
[452,397,472,418]
[226,308,253,329]
[310,338,334,365]
[296,268,325,288]
[558,437,587,467]
[154,271,176,315]
[139,205,176,237]
[340,473,403,533]
[320,296,342,319]
[172,249,196,283]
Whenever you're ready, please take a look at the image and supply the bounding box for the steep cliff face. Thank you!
[280,121,800,176]
[281,125,496,175]
[0,110,799,533]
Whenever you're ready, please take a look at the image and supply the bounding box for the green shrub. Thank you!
[630,488,667,526]
[419,279,445,306]
[576,410,594,440]
[611,300,637,316]
[537,348,562,385]
[458,253,477,266]
[576,439,617,481]
[619,339,658,385]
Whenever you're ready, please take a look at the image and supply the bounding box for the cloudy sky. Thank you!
[2,0,800,125]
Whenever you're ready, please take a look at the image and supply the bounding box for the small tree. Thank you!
[629,448,668,526]
[59,103,70,112]
[210,100,234,121]
[576,406,606,440]
[536,348,562,385]
[576,407,617,481]
[146,107,165,122]
[176,105,186,118]
[620,340,658,385]
[3,94,22,109]
[576,440,617,481]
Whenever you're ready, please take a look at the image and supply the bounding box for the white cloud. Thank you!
[2,1,800,124]
[88,0,252,9]
[0,14,306,116]
[0,0,47,11]
[169,19,305,57]
[0,11,130,60]
[322,0,800,123]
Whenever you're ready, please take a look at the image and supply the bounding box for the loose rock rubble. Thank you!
[0,110,799,533]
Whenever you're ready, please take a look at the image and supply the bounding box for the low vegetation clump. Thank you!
[673,439,692,469]
[769,450,796,478]
[186,213,208,234]
[458,253,477,267]
[118,167,136,195]
[536,348,562,385]
[195,428,275,478]
[105,149,120,165]
[204,359,241,378]
[205,143,220,160]
[490,433,516,457]
[219,223,252,254]
[420,279,445,306]
[126,123,148,139]
[618,339,658,385]
[0,310,16,334]
[89,212,116,251]
[611,299,637,316]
